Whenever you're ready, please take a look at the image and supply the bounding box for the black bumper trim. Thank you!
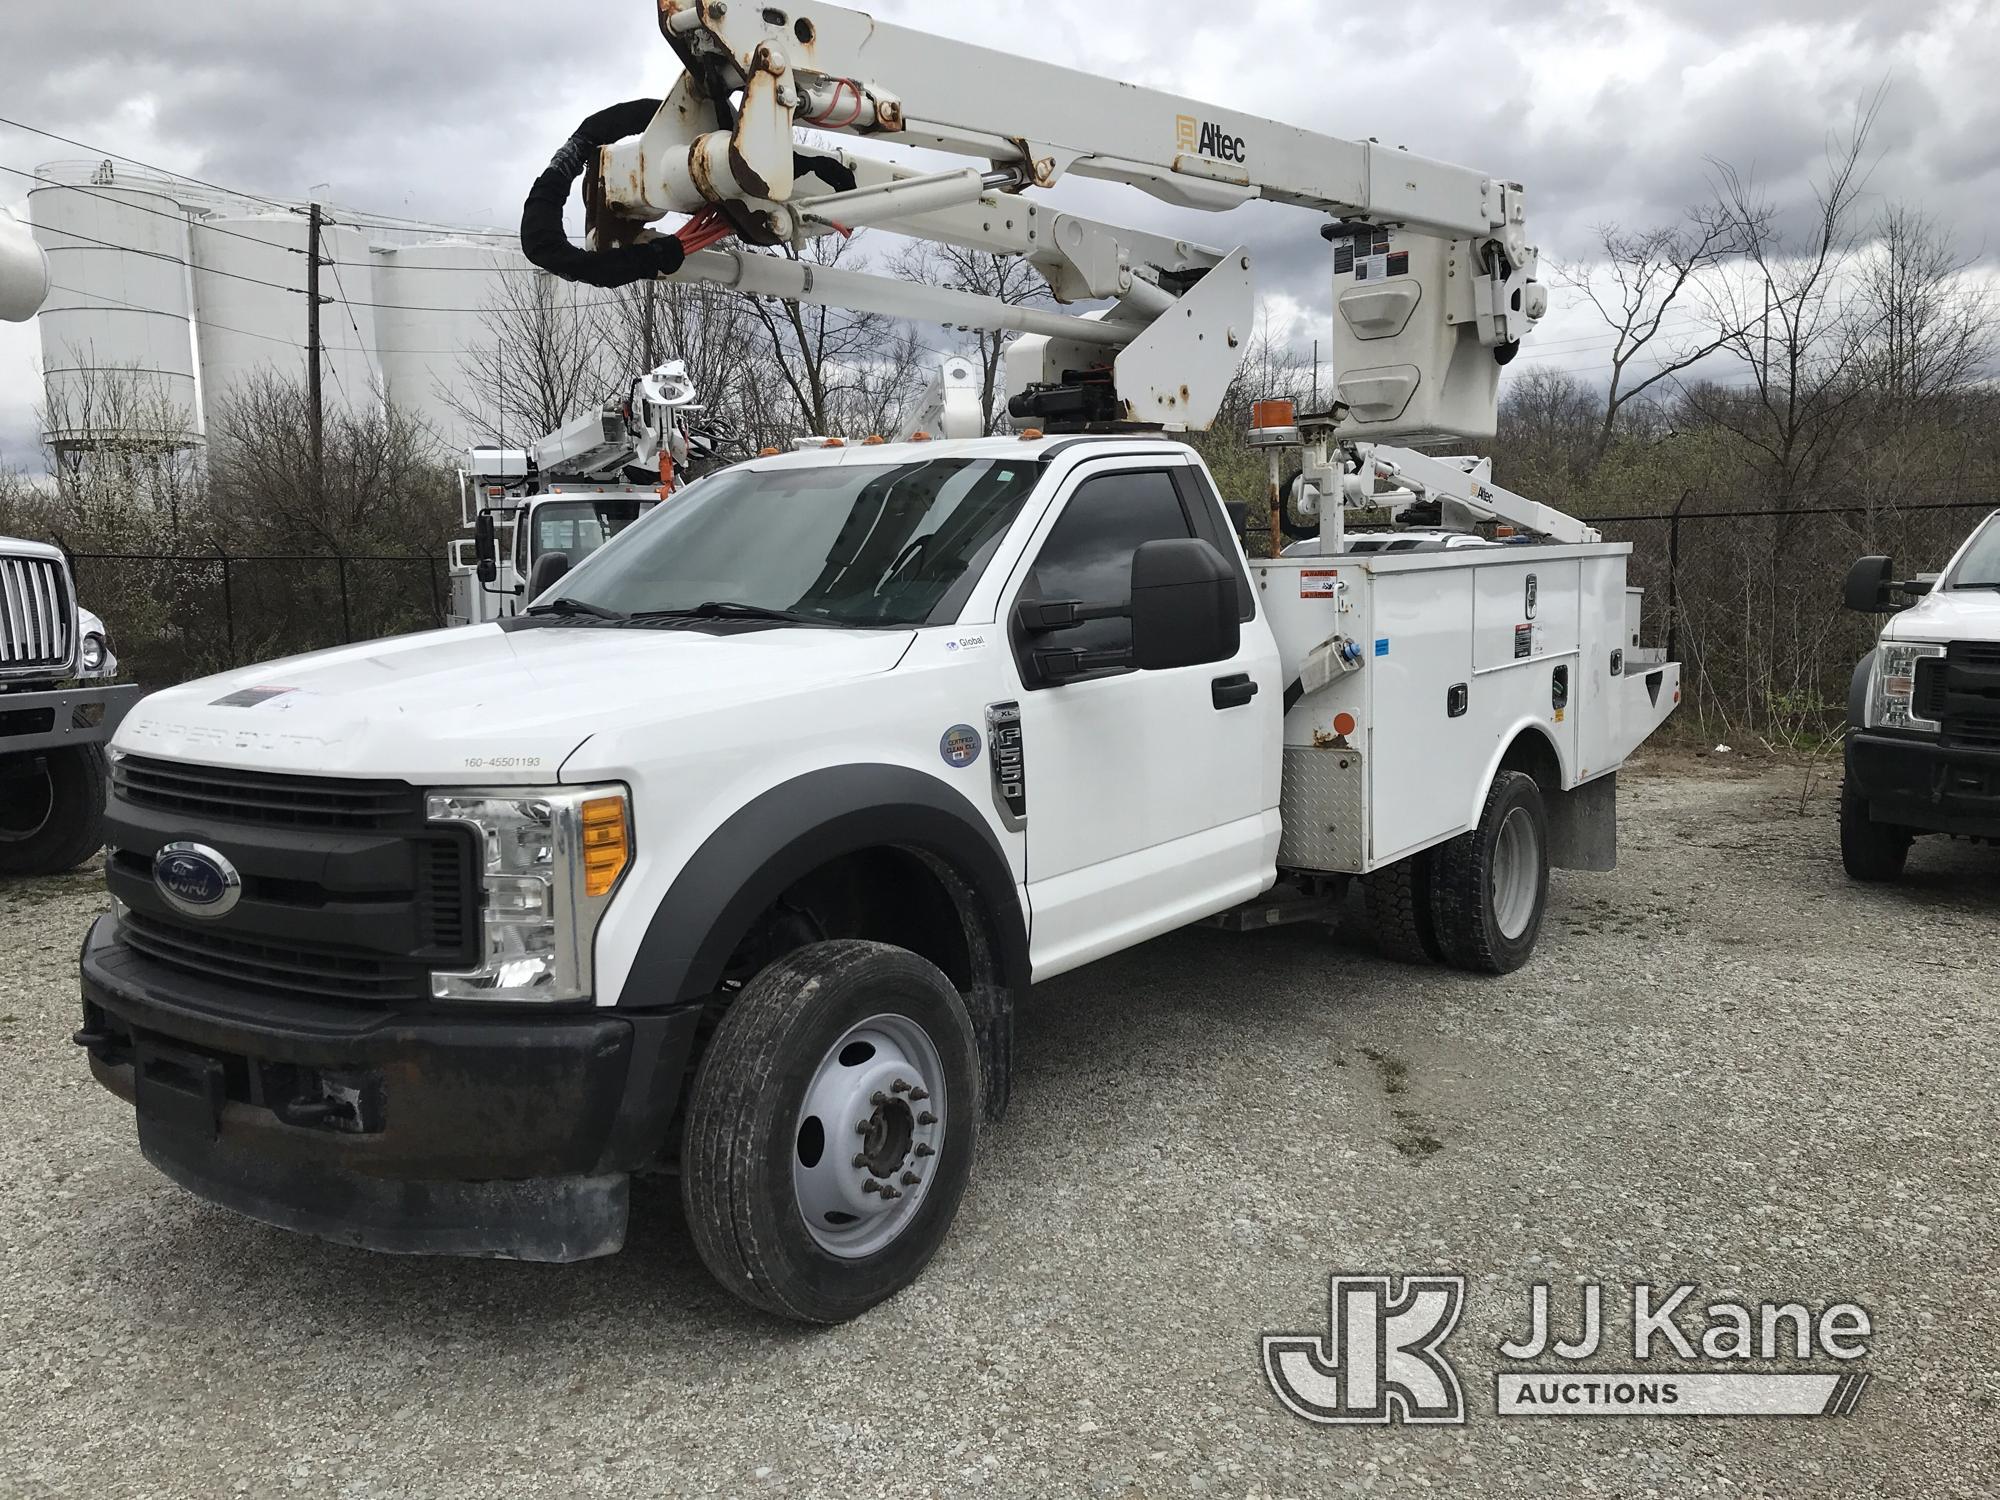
[80,915,702,1259]
[1847,731,2000,838]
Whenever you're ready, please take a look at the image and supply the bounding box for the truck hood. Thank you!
[117,622,915,781]
[1883,588,2000,642]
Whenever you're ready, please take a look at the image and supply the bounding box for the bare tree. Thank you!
[1857,204,1994,409]
[439,267,618,446]
[1558,206,1748,467]
[207,370,456,555]
[891,243,1053,432]
[34,351,205,541]
[1682,93,1887,542]
[739,232,927,437]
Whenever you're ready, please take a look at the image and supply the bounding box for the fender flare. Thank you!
[617,763,1029,1010]
[1472,718,1572,826]
[1848,650,1876,733]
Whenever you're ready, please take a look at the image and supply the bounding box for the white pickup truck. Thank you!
[76,434,1678,1320]
[1840,510,2000,879]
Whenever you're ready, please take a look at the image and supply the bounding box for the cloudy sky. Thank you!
[4,0,1998,468]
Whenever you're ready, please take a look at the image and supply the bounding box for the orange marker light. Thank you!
[910,431,932,442]
[758,446,781,457]
[862,434,887,445]
[1333,712,1357,737]
[581,796,630,898]
[1019,427,1045,440]
[1250,398,1295,430]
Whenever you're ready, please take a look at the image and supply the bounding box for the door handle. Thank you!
[1211,672,1259,709]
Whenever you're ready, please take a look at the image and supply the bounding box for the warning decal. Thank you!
[1299,569,1341,598]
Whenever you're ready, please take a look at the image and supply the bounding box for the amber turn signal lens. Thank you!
[581,796,629,897]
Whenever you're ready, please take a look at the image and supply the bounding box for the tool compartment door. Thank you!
[1364,562,1479,862]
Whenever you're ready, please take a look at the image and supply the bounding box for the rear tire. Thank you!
[1429,771,1548,975]
[1361,852,1441,964]
[0,744,108,877]
[681,939,979,1323]
[1840,782,1910,883]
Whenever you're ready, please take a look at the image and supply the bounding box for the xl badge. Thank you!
[153,842,242,919]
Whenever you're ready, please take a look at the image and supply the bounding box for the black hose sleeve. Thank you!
[520,100,688,289]
[794,151,857,194]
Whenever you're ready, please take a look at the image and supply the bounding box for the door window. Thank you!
[1019,469,1195,659]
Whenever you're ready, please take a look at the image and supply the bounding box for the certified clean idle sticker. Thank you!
[939,724,982,768]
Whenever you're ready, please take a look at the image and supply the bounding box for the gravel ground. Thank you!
[1,753,1995,1499]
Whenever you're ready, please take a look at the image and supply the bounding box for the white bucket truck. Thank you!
[76,3,1678,1322]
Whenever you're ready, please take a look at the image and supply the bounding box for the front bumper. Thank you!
[0,681,141,753]
[78,915,701,1261]
[1847,730,2000,839]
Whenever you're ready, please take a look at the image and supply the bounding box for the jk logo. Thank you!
[1263,1275,1467,1424]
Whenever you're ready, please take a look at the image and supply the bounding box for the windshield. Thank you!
[547,457,1044,627]
[531,497,652,568]
[1944,514,2000,590]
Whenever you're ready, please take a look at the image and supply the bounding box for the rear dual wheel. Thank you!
[1428,770,1549,975]
[681,939,979,1324]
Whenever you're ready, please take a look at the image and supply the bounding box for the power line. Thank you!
[0,114,297,212]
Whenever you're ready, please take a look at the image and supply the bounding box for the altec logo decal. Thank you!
[1176,113,1247,164]
[1265,1276,1875,1425]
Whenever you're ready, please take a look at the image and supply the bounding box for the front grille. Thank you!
[1935,642,2000,751]
[107,759,479,1007]
[121,911,434,1004]
[115,755,421,830]
[0,556,72,673]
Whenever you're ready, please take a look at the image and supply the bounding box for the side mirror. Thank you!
[1128,538,1240,670]
[1844,555,1929,614]
[474,512,499,585]
[526,550,571,600]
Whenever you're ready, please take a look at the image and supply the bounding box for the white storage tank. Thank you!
[193,214,381,423]
[374,238,531,445]
[29,176,201,449]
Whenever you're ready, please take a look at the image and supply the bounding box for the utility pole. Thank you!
[305,203,326,499]
[642,278,658,369]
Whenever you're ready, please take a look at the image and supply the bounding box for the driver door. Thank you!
[1006,459,1280,978]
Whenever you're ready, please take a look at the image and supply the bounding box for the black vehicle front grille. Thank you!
[107,759,480,1007]
[1935,642,2000,751]
[114,755,421,831]
[121,911,435,1004]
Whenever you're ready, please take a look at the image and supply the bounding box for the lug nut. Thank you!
[857,1119,873,1134]
[852,1153,870,1169]
[900,1171,921,1186]
[880,1185,902,1200]
[914,1143,934,1158]
[891,1078,911,1094]
[908,1087,931,1102]
[870,1090,890,1106]
[862,1179,884,1195]
[917,1110,938,1125]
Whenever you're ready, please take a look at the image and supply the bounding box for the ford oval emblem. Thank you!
[153,841,242,919]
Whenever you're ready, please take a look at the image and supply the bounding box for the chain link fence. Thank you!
[65,550,450,688]
[1594,499,1994,742]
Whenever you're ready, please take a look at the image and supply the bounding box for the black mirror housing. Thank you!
[526,550,571,600]
[1129,538,1240,670]
[475,512,499,585]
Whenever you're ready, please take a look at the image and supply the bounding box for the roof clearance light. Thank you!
[911,431,932,442]
[862,434,887,445]
[759,446,782,456]
[1019,427,1044,440]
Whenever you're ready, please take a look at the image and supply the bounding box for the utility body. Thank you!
[1839,514,2000,879]
[74,2,1679,1320]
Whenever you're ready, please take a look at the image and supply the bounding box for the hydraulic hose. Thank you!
[520,99,686,288]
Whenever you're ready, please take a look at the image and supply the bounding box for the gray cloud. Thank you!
[2,0,1997,449]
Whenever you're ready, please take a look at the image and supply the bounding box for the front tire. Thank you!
[1429,771,1549,974]
[1840,782,1910,883]
[681,939,979,1323]
[0,744,108,877]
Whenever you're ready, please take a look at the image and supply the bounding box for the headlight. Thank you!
[80,633,105,673]
[1868,642,1945,731]
[425,785,631,1002]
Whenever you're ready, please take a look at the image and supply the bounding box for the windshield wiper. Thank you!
[630,600,846,627]
[1949,581,2000,592]
[525,596,627,621]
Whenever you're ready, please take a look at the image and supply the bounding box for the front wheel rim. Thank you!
[1491,805,1541,941]
[792,1011,947,1259]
